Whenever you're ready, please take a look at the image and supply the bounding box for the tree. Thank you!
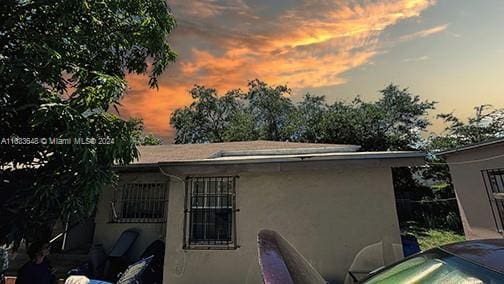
[422,105,504,199]
[139,134,163,145]
[170,82,435,151]
[170,80,297,143]
[245,79,296,141]
[223,111,258,142]
[430,105,504,151]
[334,85,435,151]
[0,0,176,247]
[130,119,163,145]
[170,86,244,143]
[291,94,328,142]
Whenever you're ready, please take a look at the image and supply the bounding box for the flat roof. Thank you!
[116,140,425,170]
[113,141,426,170]
[436,137,504,156]
[134,141,360,164]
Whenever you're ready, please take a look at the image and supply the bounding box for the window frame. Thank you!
[482,168,504,233]
[110,182,168,223]
[184,176,238,250]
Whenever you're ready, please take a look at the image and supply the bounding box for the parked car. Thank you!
[361,239,504,283]
[258,230,504,284]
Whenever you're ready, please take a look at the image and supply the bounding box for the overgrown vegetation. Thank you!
[0,0,176,248]
[402,222,465,250]
[396,199,462,232]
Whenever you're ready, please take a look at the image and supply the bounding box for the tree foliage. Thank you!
[138,134,163,145]
[171,80,435,151]
[429,105,504,151]
[421,105,504,197]
[0,0,176,247]
[170,86,244,143]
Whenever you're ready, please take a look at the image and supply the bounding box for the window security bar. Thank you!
[110,182,168,223]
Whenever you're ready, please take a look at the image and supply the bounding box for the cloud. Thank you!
[398,24,448,41]
[447,31,462,38]
[403,55,430,62]
[169,0,255,19]
[121,0,439,140]
[119,74,193,139]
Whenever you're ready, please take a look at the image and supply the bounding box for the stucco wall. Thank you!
[93,172,169,259]
[445,143,504,240]
[163,167,403,284]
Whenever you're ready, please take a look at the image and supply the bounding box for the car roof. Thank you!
[440,239,504,273]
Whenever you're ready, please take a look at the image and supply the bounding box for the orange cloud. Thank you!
[120,0,439,141]
[120,74,193,139]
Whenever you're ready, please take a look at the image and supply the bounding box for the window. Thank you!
[111,183,167,223]
[184,176,237,249]
[482,168,504,232]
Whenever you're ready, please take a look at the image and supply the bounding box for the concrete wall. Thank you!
[445,143,504,240]
[93,172,169,260]
[163,166,403,284]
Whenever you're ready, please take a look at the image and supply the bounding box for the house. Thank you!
[438,138,504,240]
[92,141,425,283]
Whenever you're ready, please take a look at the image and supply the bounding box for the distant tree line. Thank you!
[171,78,504,153]
[171,79,436,151]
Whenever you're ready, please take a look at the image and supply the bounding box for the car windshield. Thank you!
[362,248,504,284]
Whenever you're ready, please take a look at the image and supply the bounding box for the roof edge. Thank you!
[210,145,361,158]
[436,137,504,156]
[154,151,425,166]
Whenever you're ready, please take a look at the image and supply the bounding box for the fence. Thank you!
[396,198,463,232]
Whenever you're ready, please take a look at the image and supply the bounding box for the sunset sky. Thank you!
[120,0,504,141]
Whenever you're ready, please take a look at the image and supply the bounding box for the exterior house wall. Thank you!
[93,171,169,259]
[445,143,504,240]
[163,166,403,284]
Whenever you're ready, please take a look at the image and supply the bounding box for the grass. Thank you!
[401,222,465,251]
[414,229,465,250]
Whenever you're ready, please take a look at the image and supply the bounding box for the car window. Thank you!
[362,249,504,284]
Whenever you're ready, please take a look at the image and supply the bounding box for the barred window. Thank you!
[482,168,504,232]
[111,183,167,223]
[184,177,237,249]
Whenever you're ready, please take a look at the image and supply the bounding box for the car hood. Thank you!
[441,239,504,273]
